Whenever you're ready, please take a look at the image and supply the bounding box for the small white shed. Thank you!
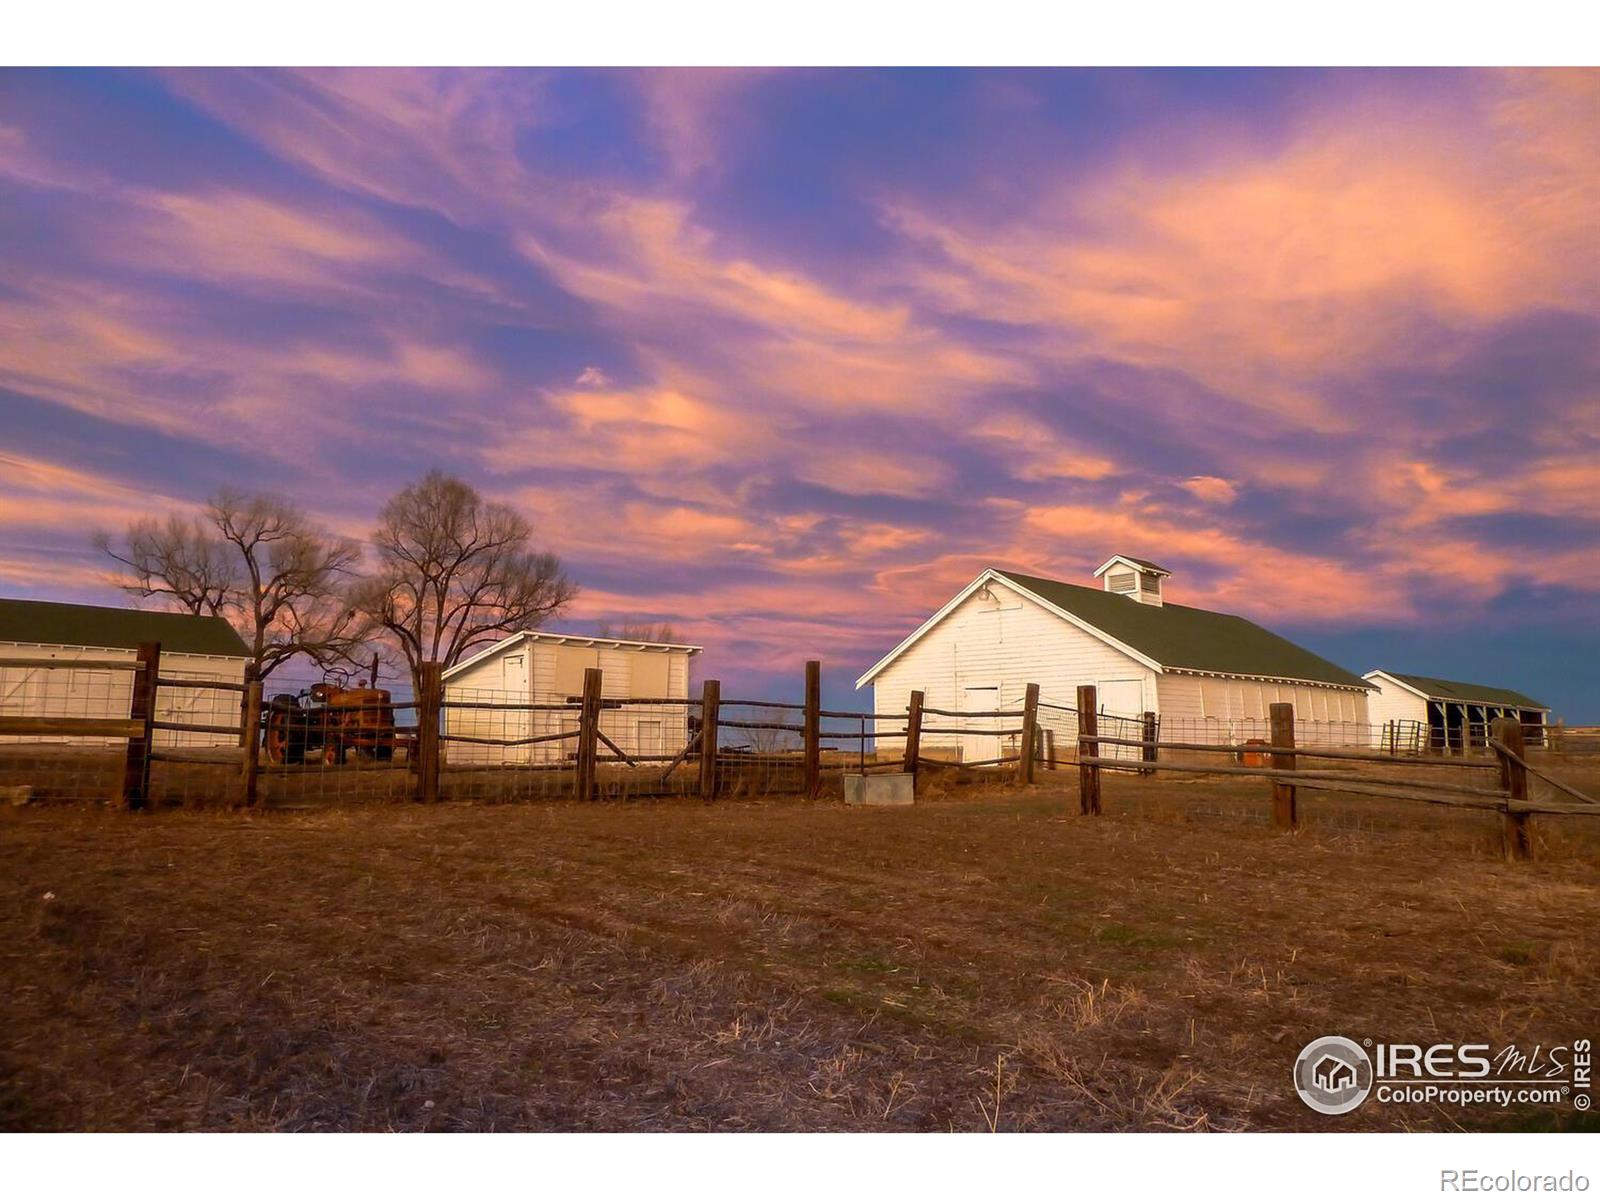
[0,599,251,747]
[442,630,701,764]
[1362,670,1549,751]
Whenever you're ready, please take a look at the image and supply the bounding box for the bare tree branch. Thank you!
[94,491,371,680]
[350,471,578,691]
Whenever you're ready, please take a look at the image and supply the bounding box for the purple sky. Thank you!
[1,68,1596,717]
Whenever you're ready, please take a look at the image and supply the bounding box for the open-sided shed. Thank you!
[1363,670,1549,751]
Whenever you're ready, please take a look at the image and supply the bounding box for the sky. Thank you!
[0,68,1596,718]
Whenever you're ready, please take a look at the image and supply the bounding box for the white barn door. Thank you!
[502,654,526,763]
[1098,678,1144,762]
[958,682,1002,764]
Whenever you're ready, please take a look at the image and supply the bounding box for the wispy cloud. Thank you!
[0,67,1595,711]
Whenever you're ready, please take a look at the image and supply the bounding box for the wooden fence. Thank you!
[1068,686,1599,860]
[2,651,1594,860]
[0,650,922,806]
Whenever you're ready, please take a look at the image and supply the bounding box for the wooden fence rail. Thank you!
[0,656,146,672]
[1087,733,1503,770]
[0,716,146,738]
[154,675,248,694]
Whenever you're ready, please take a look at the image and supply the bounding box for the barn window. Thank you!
[1108,571,1136,593]
[1139,572,1160,594]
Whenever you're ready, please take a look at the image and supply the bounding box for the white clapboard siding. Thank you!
[0,643,247,748]
[444,634,695,765]
[871,576,1154,761]
[1361,675,1430,748]
[1156,672,1370,745]
[865,571,1374,757]
[1363,676,1428,729]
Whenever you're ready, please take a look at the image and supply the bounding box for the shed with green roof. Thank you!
[1363,669,1548,751]
[1,598,250,749]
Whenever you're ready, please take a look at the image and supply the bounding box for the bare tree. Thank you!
[95,490,369,679]
[351,471,578,687]
[595,620,679,644]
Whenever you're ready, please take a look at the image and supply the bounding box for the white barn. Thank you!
[1363,670,1549,752]
[442,630,701,764]
[0,599,251,747]
[856,556,1374,759]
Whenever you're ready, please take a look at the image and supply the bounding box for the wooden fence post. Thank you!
[238,663,257,748]
[1491,716,1531,861]
[575,666,602,802]
[803,659,821,800]
[698,679,721,802]
[1017,682,1040,785]
[417,661,443,804]
[1269,702,1297,830]
[240,675,263,808]
[1076,684,1100,816]
[1141,711,1158,776]
[1044,728,1056,770]
[903,689,924,784]
[121,641,160,811]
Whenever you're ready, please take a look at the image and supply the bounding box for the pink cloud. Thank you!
[1181,476,1238,504]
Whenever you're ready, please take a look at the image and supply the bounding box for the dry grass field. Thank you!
[3,769,1598,1132]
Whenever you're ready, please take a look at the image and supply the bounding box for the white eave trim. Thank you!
[854,568,1163,689]
[520,631,703,653]
[1167,666,1373,693]
[442,633,525,679]
[442,630,703,680]
[0,640,249,664]
[1362,670,1431,702]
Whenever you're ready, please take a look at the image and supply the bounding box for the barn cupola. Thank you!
[1092,555,1171,607]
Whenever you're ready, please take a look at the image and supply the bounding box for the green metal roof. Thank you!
[0,598,249,658]
[1380,672,1546,710]
[994,570,1370,689]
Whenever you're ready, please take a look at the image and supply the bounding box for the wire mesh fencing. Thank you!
[2,656,141,805]
[1,650,252,807]
[5,646,1575,820]
[909,694,1028,771]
